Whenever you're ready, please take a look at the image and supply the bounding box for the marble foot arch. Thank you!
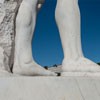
[0,0,100,76]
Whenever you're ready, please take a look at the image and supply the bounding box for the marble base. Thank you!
[0,76,100,100]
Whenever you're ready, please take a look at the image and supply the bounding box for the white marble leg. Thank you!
[55,0,100,76]
[13,0,56,76]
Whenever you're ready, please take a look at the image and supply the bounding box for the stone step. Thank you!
[0,76,100,100]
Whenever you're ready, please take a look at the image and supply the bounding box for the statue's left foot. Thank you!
[61,57,100,76]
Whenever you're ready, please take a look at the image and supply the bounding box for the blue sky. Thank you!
[32,0,100,66]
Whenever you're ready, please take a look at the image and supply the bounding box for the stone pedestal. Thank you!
[0,76,100,100]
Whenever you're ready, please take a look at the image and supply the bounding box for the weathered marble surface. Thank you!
[0,0,21,72]
[0,76,100,100]
[0,47,5,70]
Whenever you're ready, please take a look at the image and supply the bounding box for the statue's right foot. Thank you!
[13,62,57,76]
[61,57,100,76]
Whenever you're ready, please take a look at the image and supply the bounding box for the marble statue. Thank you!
[13,0,56,76]
[0,1,100,99]
[55,0,100,75]
[10,0,100,76]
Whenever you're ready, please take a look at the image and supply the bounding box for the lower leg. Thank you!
[13,0,56,76]
[55,0,81,61]
[55,0,100,73]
